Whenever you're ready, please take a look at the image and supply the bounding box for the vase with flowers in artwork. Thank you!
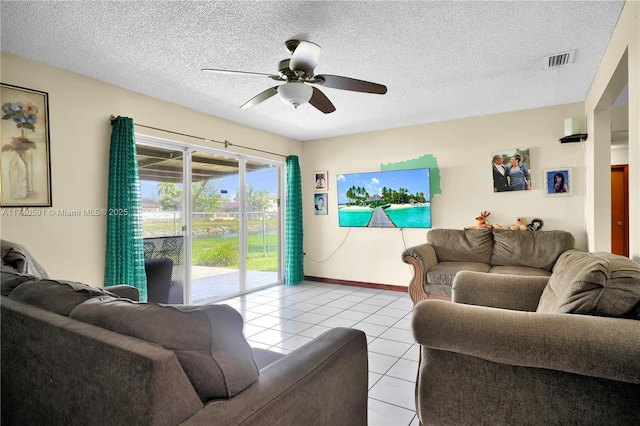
[2,102,38,199]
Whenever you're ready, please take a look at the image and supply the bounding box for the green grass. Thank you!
[143,220,279,271]
[245,255,279,272]
[191,235,279,271]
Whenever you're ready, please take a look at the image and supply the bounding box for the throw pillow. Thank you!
[491,229,575,271]
[7,279,120,316]
[1,239,49,278]
[70,297,259,402]
[537,249,640,318]
[1,267,37,296]
[427,228,493,264]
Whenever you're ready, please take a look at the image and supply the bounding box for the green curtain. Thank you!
[285,155,304,285]
[104,116,147,301]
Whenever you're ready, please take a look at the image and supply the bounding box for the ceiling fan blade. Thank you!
[240,86,279,109]
[315,74,387,94]
[309,87,336,114]
[202,68,282,80]
[289,40,321,76]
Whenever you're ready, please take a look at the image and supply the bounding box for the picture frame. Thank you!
[1,83,52,207]
[544,168,573,196]
[314,170,328,191]
[314,193,328,215]
[491,148,532,192]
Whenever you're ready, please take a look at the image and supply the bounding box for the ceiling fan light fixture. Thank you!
[278,82,313,108]
[203,39,386,113]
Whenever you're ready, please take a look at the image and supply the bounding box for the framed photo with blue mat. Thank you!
[544,168,572,196]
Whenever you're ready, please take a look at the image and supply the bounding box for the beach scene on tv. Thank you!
[336,168,431,228]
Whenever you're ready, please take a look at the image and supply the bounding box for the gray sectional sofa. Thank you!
[402,228,575,303]
[412,249,640,425]
[1,246,368,426]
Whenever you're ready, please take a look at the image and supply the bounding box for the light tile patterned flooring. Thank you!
[214,281,420,426]
[173,267,279,304]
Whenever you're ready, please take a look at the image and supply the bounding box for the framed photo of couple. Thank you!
[544,168,573,196]
[491,148,531,193]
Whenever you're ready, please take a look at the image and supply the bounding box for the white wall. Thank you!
[611,146,629,165]
[302,103,587,287]
[0,53,301,286]
[585,0,639,261]
[611,105,629,165]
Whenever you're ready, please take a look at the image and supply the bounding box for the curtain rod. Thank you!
[109,115,287,158]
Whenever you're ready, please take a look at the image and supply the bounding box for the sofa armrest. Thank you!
[182,328,368,426]
[1,297,203,426]
[452,271,548,311]
[412,300,640,384]
[402,243,438,304]
[105,284,140,301]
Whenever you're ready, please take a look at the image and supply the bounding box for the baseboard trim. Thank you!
[304,276,408,293]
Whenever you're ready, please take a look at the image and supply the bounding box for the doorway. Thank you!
[136,135,284,304]
[611,164,629,256]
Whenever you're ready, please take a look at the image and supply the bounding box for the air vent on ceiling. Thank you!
[543,50,575,69]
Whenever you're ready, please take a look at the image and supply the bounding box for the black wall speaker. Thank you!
[560,134,588,143]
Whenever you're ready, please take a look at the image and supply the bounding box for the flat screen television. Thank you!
[336,168,431,228]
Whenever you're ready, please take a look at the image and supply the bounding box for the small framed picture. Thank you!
[544,168,572,196]
[314,193,328,215]
[314,171,328,191]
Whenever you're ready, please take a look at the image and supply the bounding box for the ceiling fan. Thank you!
[202,39,387,114]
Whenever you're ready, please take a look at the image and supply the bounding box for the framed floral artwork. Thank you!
[1,83,51,207]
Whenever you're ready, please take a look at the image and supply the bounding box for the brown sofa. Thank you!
[402,228,575,303]
[1,252,368,425]
[411,250,640,425]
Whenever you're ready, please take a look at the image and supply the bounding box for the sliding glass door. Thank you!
[189,150,241,303]
[137,135,283,304]
[136,144,186,304]
[245,160,280,291]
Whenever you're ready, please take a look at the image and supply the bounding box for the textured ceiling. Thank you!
[0,1,625,141]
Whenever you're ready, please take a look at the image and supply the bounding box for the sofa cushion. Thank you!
[70,297,259,402]
[7,279,120,316]
[491,229,574,271]
[427,228,493,264]
[1,267,37,296]
[488,265,552,277]
[1,239,48,278]
[426,261,491,287]
[537,250,640,318]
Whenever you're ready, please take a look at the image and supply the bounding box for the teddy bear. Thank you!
[528,218,544,231]
[509,217,528,230]
[468,211,502,229]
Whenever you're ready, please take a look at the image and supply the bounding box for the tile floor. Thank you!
[214,281,420,426]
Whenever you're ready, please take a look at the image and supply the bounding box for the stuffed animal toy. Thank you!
[528,218,544,231]
[468,211,502,229]
[509,217,528,231]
